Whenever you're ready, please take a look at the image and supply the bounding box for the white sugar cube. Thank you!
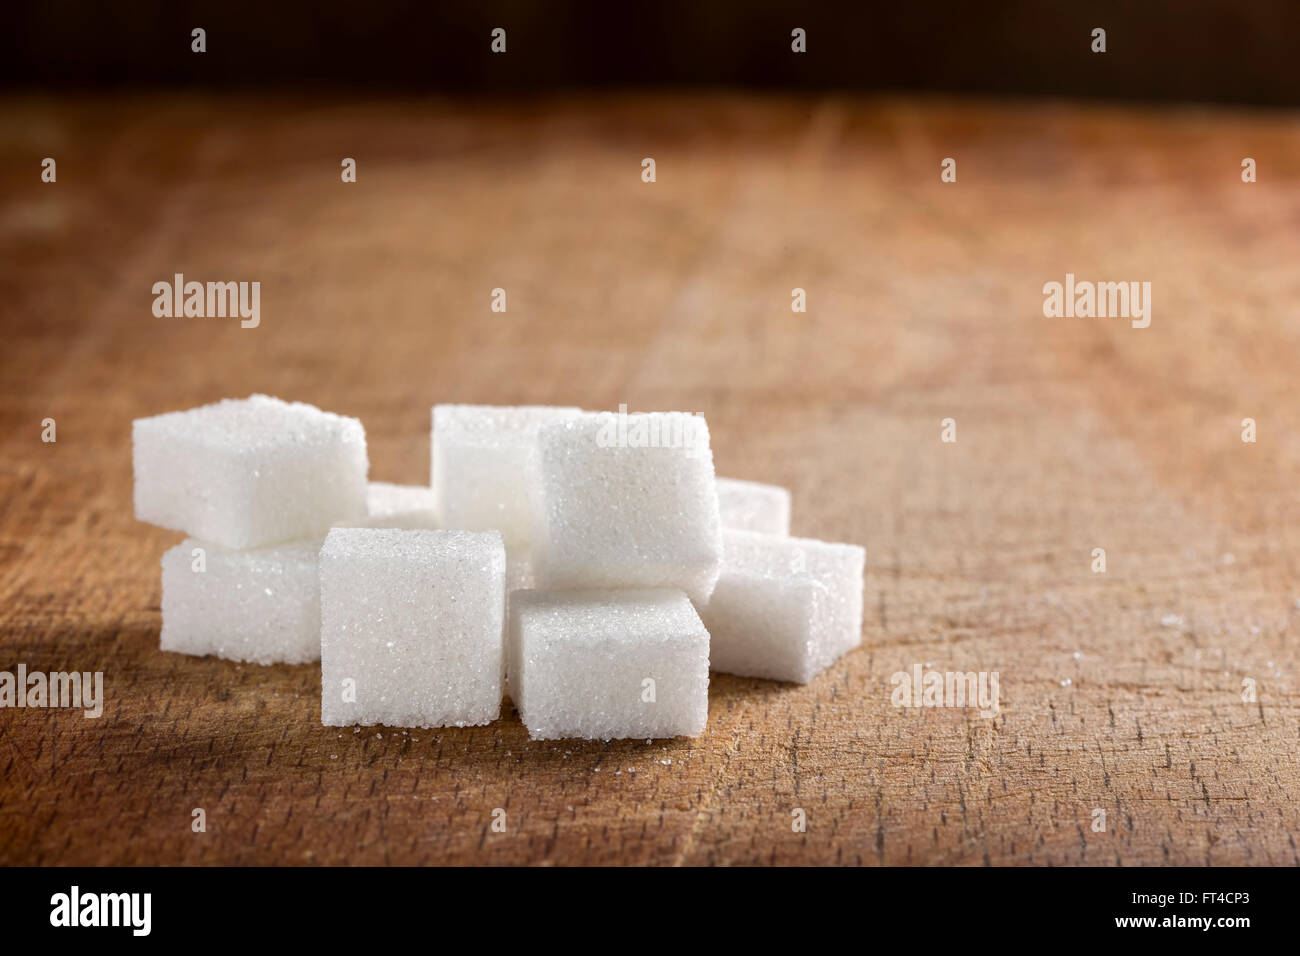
[431,404,581,552]
[716,477,791,535]
[701,530,865,683]
[160,537,321,665]
[335,482,439,529]
[508,589,709,740]
[530,411,723,604]
[319,528,505,728]
[134,394,368,549]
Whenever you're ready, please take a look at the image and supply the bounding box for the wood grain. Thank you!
[1,94,1299,865]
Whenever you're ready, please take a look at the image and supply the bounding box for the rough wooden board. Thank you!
[1,94,1299,865]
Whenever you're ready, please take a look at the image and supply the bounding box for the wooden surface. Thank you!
[2,94,1299,866]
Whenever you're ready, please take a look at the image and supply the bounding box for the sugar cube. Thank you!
[700,530,865,683]
[431,404,581,553]
[134,394,368,549]
[716,477,791,535]
[508,589,709,740]
[319,528,506,728]
[530,411,723,604]
[335,482,439,529]
[160,537,322,665]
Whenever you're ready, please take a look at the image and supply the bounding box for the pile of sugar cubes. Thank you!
[134,395,865,739]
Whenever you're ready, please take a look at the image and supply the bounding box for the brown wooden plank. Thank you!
[1,94,1298,865]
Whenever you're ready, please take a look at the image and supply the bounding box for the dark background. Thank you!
[3,0,1299,105]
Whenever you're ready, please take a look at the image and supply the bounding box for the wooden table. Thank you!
[2,94,1298,865]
